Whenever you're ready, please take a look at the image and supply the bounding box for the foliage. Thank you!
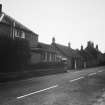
[0,36,30,72]
[85,41,98,59]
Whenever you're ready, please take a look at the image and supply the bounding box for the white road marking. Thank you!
[70,76,84,82]
[98,70,103,73]
[16,69,105,99]
[17,85,58,99]
[88,72,96,76]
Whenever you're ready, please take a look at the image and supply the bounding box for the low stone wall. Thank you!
[0,67,67,82]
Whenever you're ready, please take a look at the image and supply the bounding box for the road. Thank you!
[0,66,105,105]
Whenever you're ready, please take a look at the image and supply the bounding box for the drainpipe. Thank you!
[12,21,15,39]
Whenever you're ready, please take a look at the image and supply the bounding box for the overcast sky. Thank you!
[1,0,105,52]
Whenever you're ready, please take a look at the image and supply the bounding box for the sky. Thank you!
[1,0,105,52]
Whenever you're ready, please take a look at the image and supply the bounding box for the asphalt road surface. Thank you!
[0,66,105,105]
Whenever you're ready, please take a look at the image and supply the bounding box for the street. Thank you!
[0,66,105,105]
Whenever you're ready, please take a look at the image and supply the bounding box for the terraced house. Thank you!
[0,4,84,69]
[0,4,58,66]
[31,42,57,64]
[0,4,104,71]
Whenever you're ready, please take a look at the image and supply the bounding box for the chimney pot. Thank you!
[68,42,71,48]
[96,44,98,51]
[81,45,83,51]
[52,37,55,43]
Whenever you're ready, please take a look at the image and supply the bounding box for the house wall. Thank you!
[0,23,39,65]
[52,47,73,68]
[0,23,38,48]
[40,51,57,63]
[51,44,83,69]
[0,23,11,37]
[76,58,83,69]
[56,50,67,61]
[66,59,72,69]
[30,52,41,64]
[24,31,38,48]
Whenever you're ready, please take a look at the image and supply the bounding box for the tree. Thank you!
[85,41,98,59]
[0,36,30,72]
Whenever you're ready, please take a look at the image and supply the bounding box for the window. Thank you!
[21,31,25,38]
[14,29,19,37]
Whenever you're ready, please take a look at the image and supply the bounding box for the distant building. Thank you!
[79,42,104,68]
[51,37,83,69]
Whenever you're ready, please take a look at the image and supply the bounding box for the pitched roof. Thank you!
[37,42,56,53]
[52,43,81,58]
[0,12,38,35]
[31,42,56,53]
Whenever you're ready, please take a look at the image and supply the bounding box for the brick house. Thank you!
[79,42,102,68]
[0,4,40,65]
[2,4,103,70]
[0,4,59,66]
[0,4,38,48]
[79,45,93,68]
[31,42,58,64]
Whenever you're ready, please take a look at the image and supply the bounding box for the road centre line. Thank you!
[17,70,104,99]
[17,85,58,99]
[70,76,84,82]
[88,72,96,76]
[98,70,103,73]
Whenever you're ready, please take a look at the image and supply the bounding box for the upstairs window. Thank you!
[21,31,25,39]
[14,29,19,37]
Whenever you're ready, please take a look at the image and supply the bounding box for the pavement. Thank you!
[0,66,105,105]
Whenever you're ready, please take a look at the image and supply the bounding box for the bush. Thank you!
[0,36,30,72]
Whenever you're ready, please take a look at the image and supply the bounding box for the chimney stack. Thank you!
[68,42,71,48]
[0,4,2,13]
[52,37,55,44]
[96,44,98,51]
[81,45,83,51]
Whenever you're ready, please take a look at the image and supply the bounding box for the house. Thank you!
[0,4,41,66]
[79,42,103,68]
[30,42,58,64]
[0,4,59,66]
[0,4,38,48]
[51,37,83,70]
[79,45,94,68]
